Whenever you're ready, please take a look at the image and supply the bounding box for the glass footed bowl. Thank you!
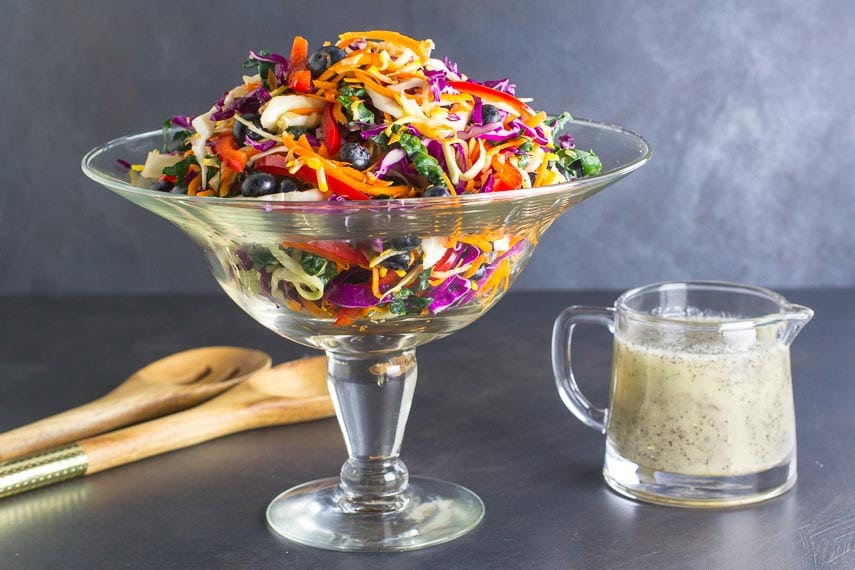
[82,119,650,552]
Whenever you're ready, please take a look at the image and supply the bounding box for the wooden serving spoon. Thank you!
[0,356,332,499]
[0,347,272,462]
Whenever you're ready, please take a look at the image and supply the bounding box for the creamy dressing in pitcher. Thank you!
[607,328,796,476]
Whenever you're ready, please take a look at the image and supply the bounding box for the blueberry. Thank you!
[382,252,412,271]
[387,236,420,250]
[152,179,174,192]
[480,104,502,125]
[470,264,487,281]
[277,177,300,193]
[308,46,347,78]
[423,185,451,198]
[241,172,278,197]
[233,113,262,144]
[339,142,371,170]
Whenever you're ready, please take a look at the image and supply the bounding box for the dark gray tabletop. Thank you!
[0,290,852,569]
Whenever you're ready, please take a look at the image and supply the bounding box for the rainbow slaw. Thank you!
[130,31,601,324]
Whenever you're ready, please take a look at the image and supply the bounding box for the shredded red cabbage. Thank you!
[423,68,459,102]
[457,122,504,140]
[453,142,467,170]
[442,56,460,76]
[481,172,495,193]
[429,274,470,312]
[326,283,381,308]
[170,115,194,130]
[303,131,321,147]
[249,50,289,65]
[374,148,407,177]
[244,137,276,152]
[472,96,483,124]
[182,170,197,186]
[116,159,131,170]
[247,51,290,86]
[235,249,253,270]
[558,133,575,149]
[509,118,548,145]
[358,123,387,139]
[454,242,481,266]
[212,87,272,121]
[479,78,516,95]
[495,238,527,264]
[423,139,448,171]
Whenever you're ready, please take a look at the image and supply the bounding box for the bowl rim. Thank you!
[81,118,652,209]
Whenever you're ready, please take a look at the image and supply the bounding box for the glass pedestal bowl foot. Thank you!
[267,477,484,551]
[83,119,650,552]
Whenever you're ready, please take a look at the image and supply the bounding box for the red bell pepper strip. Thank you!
[213,133,248,172]
[448,80,534,119]
[491,155,522,191]
[432,247,457,273]
[253,154,291,176]
[378,270,401,291]
[288,70,312,93]
[334,307,366,326]
[253,154,371,201]
[282,240,369,267]
[287,36,312,93]
[321,104,342,155]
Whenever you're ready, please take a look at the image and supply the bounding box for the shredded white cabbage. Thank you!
[191,108,216,187]
[365,87,404,118]
[140,151,182,179]
[442,142,462,185]
[260,95,325,132]
[269,247,326,301]
[421,237,448,269]
[460,140,487,181]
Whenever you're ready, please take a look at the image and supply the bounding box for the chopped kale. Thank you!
[299,252,338,285]
[248,247,278,268]
[389,289,432,316]
[161,120,191,153]
[161,154,198,182]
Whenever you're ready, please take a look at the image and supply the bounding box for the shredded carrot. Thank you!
[337,31,433,61]
[524,111,547,129]
[371,266,382,298]
[458,235,493,253]
[186,174,202,196]
[332,104,347,124]
[533,154,550,187]
[300,298,328,318]
[353,71,398,97]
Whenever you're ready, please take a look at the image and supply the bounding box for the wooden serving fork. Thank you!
[0,347,272,462]
[0,356,332,499]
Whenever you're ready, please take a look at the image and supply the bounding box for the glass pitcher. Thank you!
[551,281,813,507]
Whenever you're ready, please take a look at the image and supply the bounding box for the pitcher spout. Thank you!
[778,303,814,345]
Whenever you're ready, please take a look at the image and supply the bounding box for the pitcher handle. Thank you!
[551,306,615,434]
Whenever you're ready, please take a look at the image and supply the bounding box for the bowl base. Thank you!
[266,476,484,551]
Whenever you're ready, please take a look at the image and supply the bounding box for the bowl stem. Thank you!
[327,350,417,512]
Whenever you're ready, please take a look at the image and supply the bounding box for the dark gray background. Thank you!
[1,0,852,294]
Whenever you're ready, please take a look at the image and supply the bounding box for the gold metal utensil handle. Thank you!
[0,444,88,499]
